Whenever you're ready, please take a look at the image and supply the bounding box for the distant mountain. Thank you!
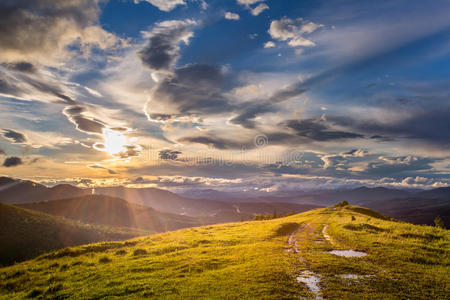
[310,186,413,205]
[415,187,450,199]
[94,186,320,221]
[19,195,201,232]
[0,202,144,266]
[180,189,243,201]
[0,177,89,204]
[361,197,450,227]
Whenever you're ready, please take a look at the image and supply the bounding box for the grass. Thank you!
[0,203,149,266]
[0,205,448,299]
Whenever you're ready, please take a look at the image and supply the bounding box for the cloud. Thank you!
[328,108,450,146]
[0,148,5,155]
[2,129,28,144]
[179,135,244,150]
[3,62,37,73]
[264,41,276,48]
[139,19,196,72]
[237,0,264,6]
[116,145,143,159]
[159,149,182,160]
[134,0,186,12]
[225,12,240,21]
[282,118,364,141]
[146,63,236,122]
[268,17,323,48]
[0,67,76,104]
[88,164,118,175]
[0,0,121,65]
[229,84,307,128]
[251,3,269,16]
[63,105,105,135]
[342,149,368,157]
[3,156,23,167]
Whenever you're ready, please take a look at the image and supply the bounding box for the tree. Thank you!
[273,208,277,219]
[434,216,445,229]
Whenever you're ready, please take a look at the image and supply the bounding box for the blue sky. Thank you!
[0,0,449,191]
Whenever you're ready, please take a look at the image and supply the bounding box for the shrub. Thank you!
[133,249,147,256]
[434,216,445,229]
[351,216,356,221]
[99,256,112,263]
[115,249,127,255]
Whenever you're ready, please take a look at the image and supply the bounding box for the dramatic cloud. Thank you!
[0,0,120,65]
[179,135,244,150]
[328,108,450,146]
[251,3,269,16]
[225,12,240,21]
[139,19,196,72]
[146,63,235,121]
[0,68,76,104]
[134,0,186,12]
[3,62,36,73]
[63,105,105,135]
[3,156,23,167]
[268,17,323,48]
[229,84,307,128]
[283,118,364,141]
[159,149,182,160]
[2,129,28,144]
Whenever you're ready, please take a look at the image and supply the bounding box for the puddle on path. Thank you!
[328,250,367,257]
[336,274,373,279]
[296,270,322,300]
[322,225,331,242]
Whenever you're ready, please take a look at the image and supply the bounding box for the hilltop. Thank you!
[0,203,147,267]
[0,205,448,299]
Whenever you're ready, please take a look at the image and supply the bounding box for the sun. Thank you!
[102,128,127,156]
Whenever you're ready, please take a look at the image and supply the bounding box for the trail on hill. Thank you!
[288,224,323,300]
[288,221,370,299]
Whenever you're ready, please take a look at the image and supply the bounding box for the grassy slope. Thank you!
[0,203,148,267]
[0,205,449,299]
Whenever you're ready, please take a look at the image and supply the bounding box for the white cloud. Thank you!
[251,3,269,16]
[134,0,186,12]
[264,41,276,48]
[268,17,323,48]
[0,0,124,66]
[237,0,264,6]
[225,12,240,21]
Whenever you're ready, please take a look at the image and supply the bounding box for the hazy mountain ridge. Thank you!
[18,195,201,232]
[1,177,448,226]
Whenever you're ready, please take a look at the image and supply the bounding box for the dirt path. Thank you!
[288,222,370,299]
[288,224,323,300]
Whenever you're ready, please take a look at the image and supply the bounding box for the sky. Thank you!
[0,0,449,192]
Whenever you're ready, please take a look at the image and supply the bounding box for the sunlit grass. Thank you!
[0,206,448,299]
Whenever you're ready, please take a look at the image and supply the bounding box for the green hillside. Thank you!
[0,205,449,299]
[0,203,148,267]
